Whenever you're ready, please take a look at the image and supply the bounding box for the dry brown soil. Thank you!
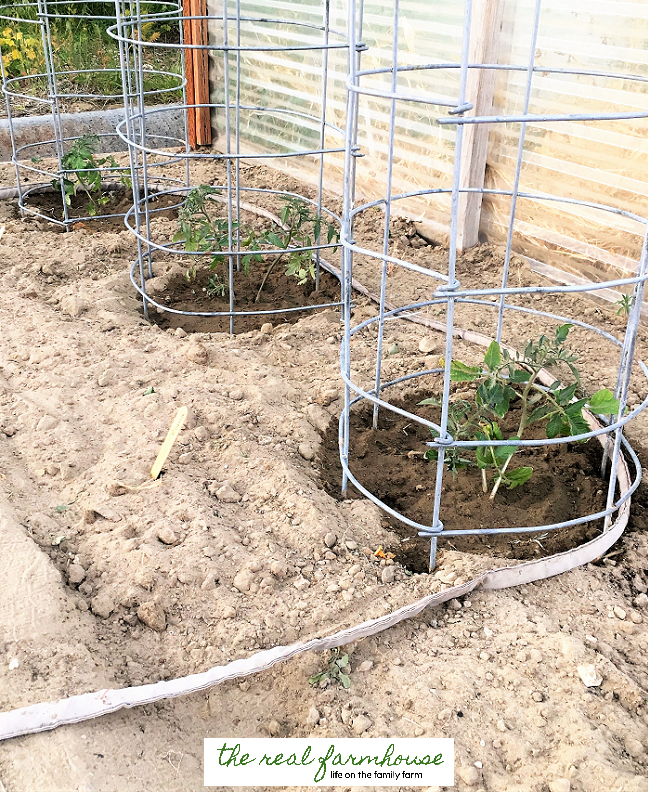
[0,158,648,793]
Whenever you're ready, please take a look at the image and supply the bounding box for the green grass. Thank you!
[2,6,182,102]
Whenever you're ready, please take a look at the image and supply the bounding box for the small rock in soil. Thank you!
[267,720,281,736]
[260,322,273,334]
[200,571,218,590]
[216,483,241,503]
[449,598,462,610]
[194,426,210,441]
[577,664,602,687]
[324,532,337,548]
[60,295,88,318]
[91,593,115,619]
[60,462,75,481]
[137,601,167,631]
[317,389,339,406]
[357,660,374,672]
[270,560,288,578]
[352,715,372,735]
[233,569,255,593]
[76,598,88,611]
[305,404,330,433]
[106,481,127,497]
[614,606,627,620]
[549,779,571,793]
[629,609,643,624]
[175,327,187,337]
[307,707,320,726]
[634,593,648,608]
[67,563,86,585]
[418,337,438,354]
[298,443,315,461]
[381,566,396,584]
[229,389,244,401]
[36,415,58,432]
[625,738,644,758]
[157,526,178,545]
[185,342,208,365]
[459,766,480,786]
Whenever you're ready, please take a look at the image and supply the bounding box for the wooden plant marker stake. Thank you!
[150,406,188,480]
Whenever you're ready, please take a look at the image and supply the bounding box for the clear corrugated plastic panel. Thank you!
[482,0,648,285]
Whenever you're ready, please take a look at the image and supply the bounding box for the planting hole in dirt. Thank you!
[24,187,180,231]
[318,389,611,572]
[147,266,341,333]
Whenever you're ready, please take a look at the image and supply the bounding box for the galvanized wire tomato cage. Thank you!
[339,0,648,569]
[110,0,348,333]
[0,0,180,229]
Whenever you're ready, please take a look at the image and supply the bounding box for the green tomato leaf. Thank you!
[484,340,501,372]
[475,446,493,469]
[555,382,578,406]
[266,231,284,249]
[546,413,563,439]
[504,466,534,489]
[510,368,530,383]
[338,673,351,689]
[587,388,620,415]
[527,404,555,425]
[555,324,573,344]
[308,672,328,686]
[450,360,481,382]
[418,396,441,406]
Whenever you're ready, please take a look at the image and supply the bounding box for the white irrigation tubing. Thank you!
[0,203,633,742]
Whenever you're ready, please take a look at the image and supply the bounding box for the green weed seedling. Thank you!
[173,187,339,299]
[53,133,130,217]
[420,324,621,500]
[616,294,633,317]
[308,649,351,690]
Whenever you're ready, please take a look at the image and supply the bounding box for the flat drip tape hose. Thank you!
[0,196,633,742]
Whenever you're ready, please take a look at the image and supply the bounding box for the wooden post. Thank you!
[183,0,212,149]
[456,0,503,252]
